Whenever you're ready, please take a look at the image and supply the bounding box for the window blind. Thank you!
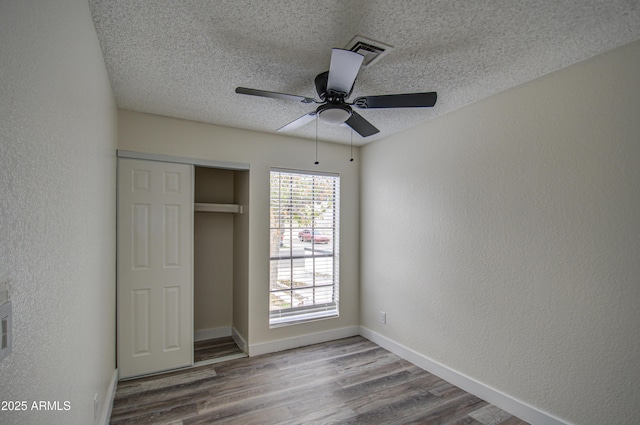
[269,169,340,326]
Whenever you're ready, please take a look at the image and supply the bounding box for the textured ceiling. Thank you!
[89,0,640,145]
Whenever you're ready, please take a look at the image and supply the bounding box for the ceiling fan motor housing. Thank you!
[314,71,329,100]
[315,71,355,101]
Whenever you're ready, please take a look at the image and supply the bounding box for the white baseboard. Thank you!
[248,326,359,357]
[98,368,118,425]
[231,327,247,353]
[194,326,232,342]
[359,327,571,425]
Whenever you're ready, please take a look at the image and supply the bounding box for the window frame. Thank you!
[268,168,340,327]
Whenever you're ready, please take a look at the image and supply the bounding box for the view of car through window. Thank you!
[297,229,331,244]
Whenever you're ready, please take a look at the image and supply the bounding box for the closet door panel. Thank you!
[132,204,151,269]
[118,158,193,379]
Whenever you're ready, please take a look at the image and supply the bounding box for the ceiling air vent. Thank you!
[345,36,394,68]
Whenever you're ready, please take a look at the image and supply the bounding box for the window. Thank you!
[269,169,340,326]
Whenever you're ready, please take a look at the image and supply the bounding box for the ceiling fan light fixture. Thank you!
[317,103,352,124]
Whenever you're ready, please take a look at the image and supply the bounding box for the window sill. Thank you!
[269,310,339,328]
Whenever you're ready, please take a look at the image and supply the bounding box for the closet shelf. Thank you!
[194,203,243,214]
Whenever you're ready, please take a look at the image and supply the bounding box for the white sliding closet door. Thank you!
[117,158,193,379]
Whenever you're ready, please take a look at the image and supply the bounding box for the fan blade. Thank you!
[236,87,316,104]
[345,111,379,137]
[277,112,317,132]
[353,92,437,109]
[326,49,364,96]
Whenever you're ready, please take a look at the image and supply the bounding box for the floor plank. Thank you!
[110,336,529,425]
[194,336,244,363]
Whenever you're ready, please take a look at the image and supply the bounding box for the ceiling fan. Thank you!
[235,48,437,137]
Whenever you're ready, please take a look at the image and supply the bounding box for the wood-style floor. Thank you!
[194,336,245,364]
[110,336,530,425]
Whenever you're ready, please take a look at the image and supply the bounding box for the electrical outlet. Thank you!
[379,311,386,325]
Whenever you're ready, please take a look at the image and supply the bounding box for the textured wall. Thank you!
[360,39,640,425]
[0,1,117,424]
[117,110,360,349]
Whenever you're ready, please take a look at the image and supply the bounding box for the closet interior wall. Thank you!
[194,166,242,340]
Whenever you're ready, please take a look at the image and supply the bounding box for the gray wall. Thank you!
[0,0,117,424]
[360,39,640,425]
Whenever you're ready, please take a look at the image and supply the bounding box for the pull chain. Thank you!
[350,128,354,162]
[314,115,319,165]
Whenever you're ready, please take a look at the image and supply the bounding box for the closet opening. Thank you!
[193,166,249,365]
